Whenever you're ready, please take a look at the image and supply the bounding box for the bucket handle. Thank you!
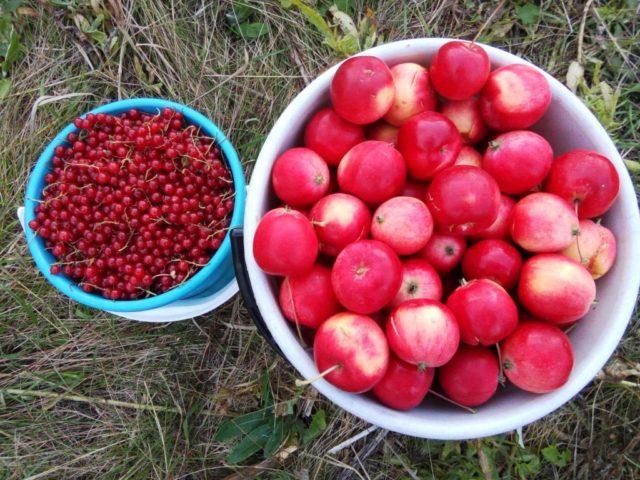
[230,228,287,360]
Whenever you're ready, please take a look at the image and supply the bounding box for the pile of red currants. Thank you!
[29,107,234,300]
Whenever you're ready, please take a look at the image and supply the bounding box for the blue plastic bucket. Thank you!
[24,98,246,313]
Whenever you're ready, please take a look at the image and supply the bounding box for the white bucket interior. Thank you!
[243,39,640,439]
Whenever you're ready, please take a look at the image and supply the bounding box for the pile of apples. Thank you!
[252,41,620,410]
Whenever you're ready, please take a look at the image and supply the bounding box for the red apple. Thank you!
[279,264,341,329]
[253,208,318,276]
[384,62,437,126]
[429,41,490,100]
[271,148,330,207]
[543,149,620,218]
[483,130,554,195]
[426,166,501,235]
[331,56,395,125]
[389,258,442,310]
[314,312,389,393]
[461,239,523,290]
[386,299,460,367]
[440,98,488,144]
[331,239,402,314]
[471,194,515,241]
[310,193,371,256]
[501,320,574,394]
[371,196,433,255]
[416,232,466,274]
[373,355,435,410]
[511,192,579,252]
[518,254,596,325]
[454,145,483,167]
[446,278,518,345]
[366,122,399,147]
[560,219,617,279]
[398,111,462,180]
[337,140,406,205]
[438,345,500,407]
[303,108,365,166]
[480,64,551,131]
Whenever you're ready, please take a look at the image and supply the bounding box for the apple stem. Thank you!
[472,0,507,43]
[287,278,307,347]
[488,140,501,151]
[573,225,586,264]
[495,343,506,385]
[429,390,477,414]
[564,322,578,335]
[295,364,341,387]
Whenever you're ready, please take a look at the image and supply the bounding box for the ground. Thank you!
[0,1,639,479]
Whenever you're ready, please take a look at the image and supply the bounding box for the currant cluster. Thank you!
[29,107,234,301]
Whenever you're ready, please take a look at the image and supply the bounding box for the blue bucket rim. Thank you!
[24,98,246,312]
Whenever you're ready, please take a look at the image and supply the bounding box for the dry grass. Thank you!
[0,0,639,478]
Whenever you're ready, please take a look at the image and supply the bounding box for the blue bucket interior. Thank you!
[24,98,246,313]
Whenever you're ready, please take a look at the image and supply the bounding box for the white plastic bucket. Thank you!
[237,39,640,439]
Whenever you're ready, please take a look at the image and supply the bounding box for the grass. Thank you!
[0,0,639,478]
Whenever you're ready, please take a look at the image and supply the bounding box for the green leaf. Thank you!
[542,445,571,467]
[625,159,640,174]
[328,35,359,57]
[227,423,274,464]
[441,441,461,460]
[515,452,540,478]
[213,409,271,442]
[74,306,93,319]
[302,409,326,445]
[263,416,292,457]
[287,0,335,43]
[236,22,268,39]
[480,446,499,478]
[225,2,256,24]
[280,0,292,8]
[333,0,356,14]
[359,15,379,51]
[88,30,107,46]
[108,35,121,55]
[0,16,9,33]
[1,0,23,14]
[78,15,91,32]
[260,371,273,407]
[89,13,105,32]
[329,6,358,38]
[515,3,540,26]
[0,78,10,101]
[1,25,20,75]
